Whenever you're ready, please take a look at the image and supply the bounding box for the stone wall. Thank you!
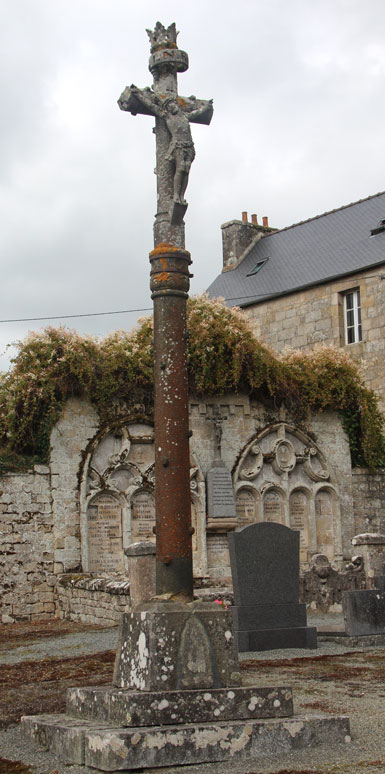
[1,395,383,624]
[0,465,54,623]
[352,468,385,535]
[243,267,385,412]
[56,575,131,626]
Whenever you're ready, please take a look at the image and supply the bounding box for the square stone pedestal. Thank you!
[22,600,350,770]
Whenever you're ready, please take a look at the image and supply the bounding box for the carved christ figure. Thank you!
[129,86,212,205]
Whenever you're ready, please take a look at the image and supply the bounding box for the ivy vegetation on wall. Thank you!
[0,295,383,470]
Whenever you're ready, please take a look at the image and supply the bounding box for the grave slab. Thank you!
[229,522,317,651]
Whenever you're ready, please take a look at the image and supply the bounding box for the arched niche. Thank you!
[289,488,311,565]
[235,486,261,526]
[314,486,339,561]
[262,485,286,525]
[80,422,207,577]
[86,491,125,573]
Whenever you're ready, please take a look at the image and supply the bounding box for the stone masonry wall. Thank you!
[0,465,54,623]
[50,399,99,575]
[56,576,131,626]
[243,267,385,412]
[352,468,385,536]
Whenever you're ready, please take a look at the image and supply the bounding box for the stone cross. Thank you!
[206,405,228,462]
[118,22,213,248]
[118,23,213,599]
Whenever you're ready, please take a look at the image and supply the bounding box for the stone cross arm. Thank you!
[118,85,213,126]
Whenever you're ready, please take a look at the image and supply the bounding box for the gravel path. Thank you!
[2,613,385,774]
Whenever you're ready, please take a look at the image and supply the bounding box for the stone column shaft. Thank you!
[150,244,193,598]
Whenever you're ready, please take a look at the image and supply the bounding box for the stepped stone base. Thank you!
[21,712,350,771]
[66,685,293,725]
[237,625,317,652]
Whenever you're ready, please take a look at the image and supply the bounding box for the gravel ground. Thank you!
[1,613,385,774]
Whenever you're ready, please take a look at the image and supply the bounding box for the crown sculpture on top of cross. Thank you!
[118,22,213,248]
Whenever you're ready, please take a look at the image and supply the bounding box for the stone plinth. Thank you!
[343,589,385,636]
[113,600,241,691]
[124,541,155,607]
[21,713,350,770]
[351,533,385,587]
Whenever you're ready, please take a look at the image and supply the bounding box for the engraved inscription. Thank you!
[207,467,236,519]
[131,490,155,542]
[289,491,309,563]
[207,535,230,569]
[263,490,284,524]
[236,489,258,524]
[87,493,124,573]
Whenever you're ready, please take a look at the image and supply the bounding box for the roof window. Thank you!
[370,218,385,236]
[246,257,269,277]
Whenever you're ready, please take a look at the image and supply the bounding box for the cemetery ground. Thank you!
[1,618,385,774]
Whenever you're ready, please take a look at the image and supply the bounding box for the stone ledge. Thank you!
[67,685,293,726]
[21,712,351,770]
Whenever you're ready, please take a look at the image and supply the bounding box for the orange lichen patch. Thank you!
[157,272,170,282]
[150,243,183,255]
[152,42,178,52]
[177,97,187,107]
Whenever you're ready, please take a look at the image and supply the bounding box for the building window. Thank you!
[246,257,269,277]
[344,289,362,344]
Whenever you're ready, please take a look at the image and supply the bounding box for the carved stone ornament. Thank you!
[303,446,330,482]
[239,444,263,480]
[271,440,296,475]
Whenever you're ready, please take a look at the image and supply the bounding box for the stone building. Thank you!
[207,192,385,411]
[1,394,384,624]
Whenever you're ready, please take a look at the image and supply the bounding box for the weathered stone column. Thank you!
[150,244,193,597]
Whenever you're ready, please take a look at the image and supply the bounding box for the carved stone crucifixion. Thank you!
[118,22,213,247]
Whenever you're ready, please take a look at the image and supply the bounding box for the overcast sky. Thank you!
[1,0,385,371]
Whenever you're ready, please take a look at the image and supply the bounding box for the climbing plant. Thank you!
[0,295,383,470]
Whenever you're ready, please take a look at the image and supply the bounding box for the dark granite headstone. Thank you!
[229,522,317,651]
[343,589,385,636]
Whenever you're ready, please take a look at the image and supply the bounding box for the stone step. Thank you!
[21,712,351,771]
[66,685,293,726]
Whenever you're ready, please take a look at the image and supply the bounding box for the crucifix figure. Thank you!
[118,22,213,246]
[206,405,228,462]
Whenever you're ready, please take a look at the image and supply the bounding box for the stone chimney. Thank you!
[221,212,276,271]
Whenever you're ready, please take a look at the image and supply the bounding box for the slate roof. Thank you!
[206,192,385,308]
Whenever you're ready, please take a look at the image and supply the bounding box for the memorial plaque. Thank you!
[207,534,230,570]
[263,490,284,524]
[207,464,236,519]
[131,490,156,542]
[87,493,124,573]
[289,491,309,564]
[236,489,258,524]
[315,490,334,560]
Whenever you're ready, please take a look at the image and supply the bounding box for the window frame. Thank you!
[343,288,362,345]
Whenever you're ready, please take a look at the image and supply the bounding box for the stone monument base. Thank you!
[21,600,349,770]
[21,712,350,770]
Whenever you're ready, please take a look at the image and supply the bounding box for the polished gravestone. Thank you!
[229,522,317,651]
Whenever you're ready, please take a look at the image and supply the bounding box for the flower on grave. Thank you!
[214,598,229,611]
